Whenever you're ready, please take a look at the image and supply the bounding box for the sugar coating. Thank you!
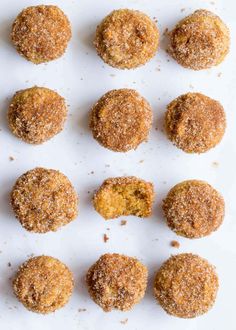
[11,167,78,233]
[168,9,230,70]
[90,89,153,152]
[86,253,148,311]
[163,180,225,238]
[11,5,71,64]
[13,256,74,314]
[154,253,219,318]
[94,9,159,69]
[93,176,154,220]
[165,92,226,153]
[8,86,67,144]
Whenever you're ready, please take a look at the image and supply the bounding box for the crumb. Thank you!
[87,190,91,194]
[120,220,127,226]
[217,72,222,77]
[78,308,87,312]
[106,228,110,231]
[181,8,186,12]
[8,262,12,267]
[163,28,169,36]
[105,164,110,168]
[139,160,144,163]
[103,234,109,243]
[171,240,180,248]
[120,318,128,325]
[109,74,116,77]
[9,156,14,161]
[189,84,194,89]
[212,161,219,168]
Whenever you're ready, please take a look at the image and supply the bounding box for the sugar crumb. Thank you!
[120,318,128,325]
[78,308,87,312]
[171,240,180,248]
[103,233,109,243]
[212,161,219,168]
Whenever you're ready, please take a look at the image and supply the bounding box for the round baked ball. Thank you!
[165,93,226,153]
[162,180,225,238]
[86,253,148,311]
[11,5,72,64]
[13,256,74,313]
[94,9,159,69]
[11,167,78,233]
[8,86,67,144]
[154,253,219,318]
[168,9,230,70]
[90,89,153,152]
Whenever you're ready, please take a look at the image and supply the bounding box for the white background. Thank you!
[0,0,235,329]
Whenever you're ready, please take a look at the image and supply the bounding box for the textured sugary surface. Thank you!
[86,253,148,311]
[11,167,78,233]
[94,9,159,69]
[8,86,67,144]
[93,176,154,219]
[168,9,230,70]
[163,180,225,238]
[13,256,74,313]
[154,253,219,318]
[11,5,72,64]
[165,93,226,153]
[90,89,153,152]
[0,0,236,330]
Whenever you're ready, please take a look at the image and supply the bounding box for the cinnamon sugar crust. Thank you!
[13,256,74,313]
[90,89,153,152]
[11,167,78,233]
[154,253,219,318]
[163,180,225,238]
[86,253,148,311]
[11,5,71,64]
[8,86,67,144]
[165,93,226,153]
[168,9,230,70]
[94,9,159,69]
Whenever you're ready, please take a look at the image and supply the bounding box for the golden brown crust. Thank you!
[162,180,225,238]
[93,176,154,220]
[11,167,78,233]
[168,9,230,70]
[13,256,74,314]
[8,86,67,144]
[11,5,71,64]
[90,89,153,152]
[86,253,148,311]
[154,253,219,318]
[94,9,159,69]
[165,93,226,153]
